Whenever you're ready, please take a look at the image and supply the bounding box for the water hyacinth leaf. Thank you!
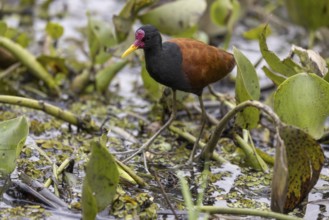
[243,23,271,40]
[233,47,260,129]
[46,22,64,40]
[87,16,115,64]
[87,16,101,62]
[259,26,298,78]
[82,141,119,219]
[283,0,329,30]
[273,125,324,213]
[274,73,329,139]
[138,0,206,35]
[141,61,162,101]
[0,116,29,176]
[82,183,97,220]
[95,60,128,93]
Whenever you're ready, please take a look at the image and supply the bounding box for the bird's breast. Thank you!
[144,43,195,93]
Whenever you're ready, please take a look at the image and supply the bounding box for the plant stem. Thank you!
[0,36,59,95]
[169,125,227,163]
[201,100,281,160]
[44,158,72,188]
[199,206,302,220]
[115,158,149,187]
[0,95,99,132]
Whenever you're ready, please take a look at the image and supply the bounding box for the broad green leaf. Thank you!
[283,0,329,30]
[259,26,299,78]
[141,61,162,101]
[210,0,240,28]
[82,183,97,220]
[95,60,128,93]
[0,116,29,176]
[87,15,101,62]
[138,0,206,35]
[46,22,64,39]
[87,15,116,64]
[274,73,329,139]
[233,47,260,129]
[82,141,119,219]
[272,125,324,212]
[243,23,271,40]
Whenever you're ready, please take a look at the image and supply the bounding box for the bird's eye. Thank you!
[144,36,150,41]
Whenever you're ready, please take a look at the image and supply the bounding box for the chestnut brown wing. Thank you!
[168,38,235,90]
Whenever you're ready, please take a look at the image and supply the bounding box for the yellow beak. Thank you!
[121,44,138,58]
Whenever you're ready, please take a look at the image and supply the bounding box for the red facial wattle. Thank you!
[134,29,145,48]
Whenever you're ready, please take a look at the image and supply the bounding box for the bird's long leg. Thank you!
[186,95,207,164]
[122,90,177,163]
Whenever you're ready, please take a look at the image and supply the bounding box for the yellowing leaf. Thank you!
[272,125,324,213]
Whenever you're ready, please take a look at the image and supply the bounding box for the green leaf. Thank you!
[87,16,102,63]
[95,60,128,93]
[243,23,271,40]
[259,26,298,78]
[46,22,64,39]
[233,47,260,129]
[272,125,324,213]
[274,73,329,139]
[138,0,206,35]
[82,141,119,219]
[82,183,97,220]
[87,15,116,64]
[141,61,162,101]
[210,0,241,28]
[0,116,29,176]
